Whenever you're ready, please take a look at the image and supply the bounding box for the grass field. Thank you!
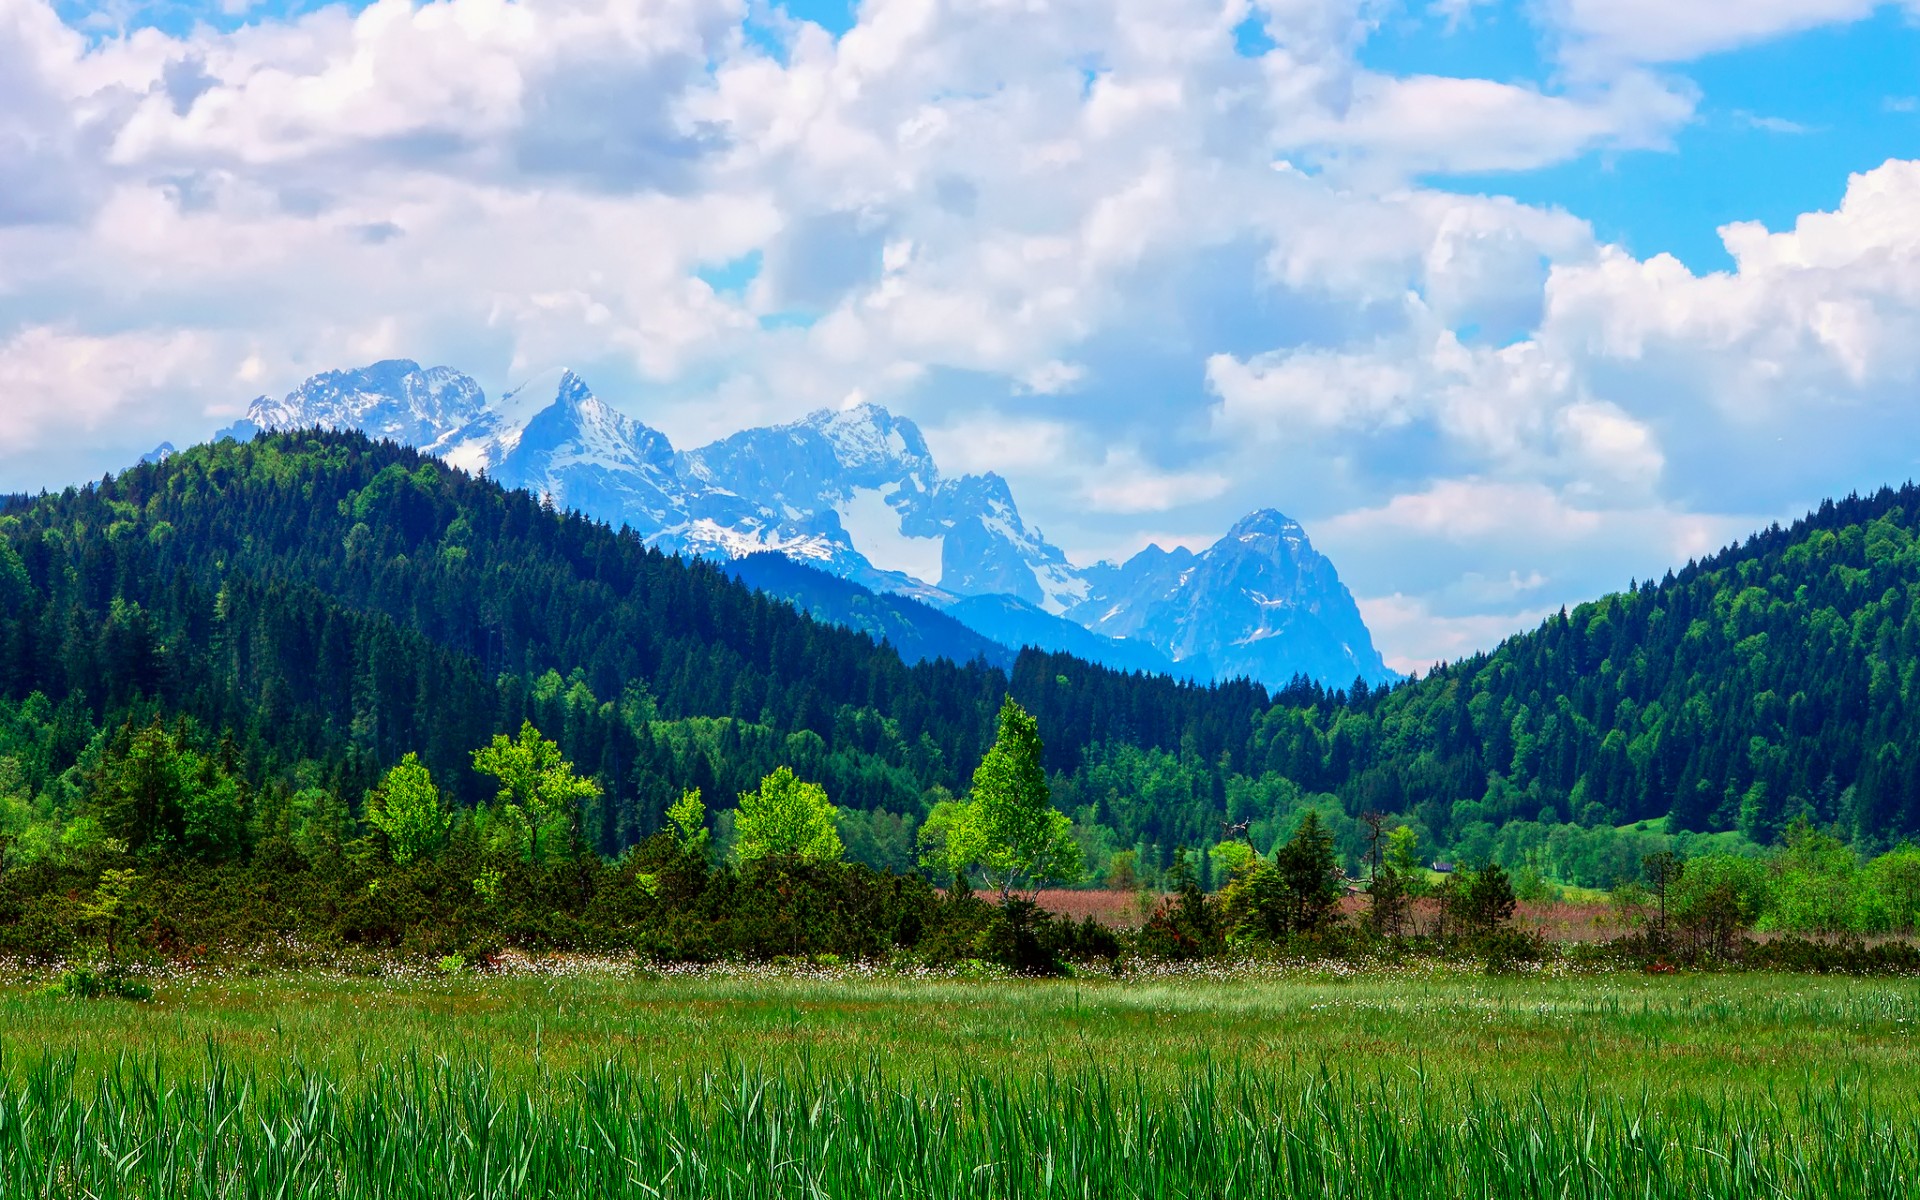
[3,963,1919,1196]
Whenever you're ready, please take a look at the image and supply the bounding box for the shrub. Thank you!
[49,960,153,1002]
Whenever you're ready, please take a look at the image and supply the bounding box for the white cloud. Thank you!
[1078,446,1231,514]
[1544,0,1897,66]
[0,325,227,453]
[1358,593,1559,675]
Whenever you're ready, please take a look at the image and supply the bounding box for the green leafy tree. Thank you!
[920,697,1083,899]
[1223,810,1344,942]
[79,868,138,959]
[733,767,842,864]
[472,721,600,863]
[1208,839,1257,886]
[365,753,450,865]
[666,788,711,860]
[1863,844,1920,933]
[1766,818,1857,935]
[1386,825,1429,898]
[90,719,245,863]
[1366,863,1411,938]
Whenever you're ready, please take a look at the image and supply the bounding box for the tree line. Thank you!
[10,429,1920,906]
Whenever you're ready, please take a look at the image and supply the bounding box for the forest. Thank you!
[5,427,1920,938]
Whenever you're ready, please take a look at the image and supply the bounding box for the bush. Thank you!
[981,899,1062,976]
[49,960,153,1002]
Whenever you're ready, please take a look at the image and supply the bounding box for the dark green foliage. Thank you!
[1365,863,1411,938]
[1452,863,1519,939]
[1221,811,1345,946]
[0,431,1275,867]
[1136,857,1223,959]
[17,430,1920,965]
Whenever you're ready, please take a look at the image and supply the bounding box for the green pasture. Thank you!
[2,967,1917,1197]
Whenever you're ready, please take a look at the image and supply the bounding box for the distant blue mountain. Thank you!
[219,360,1395,687]
[941,593,1197,680]
[724,553,1011,670]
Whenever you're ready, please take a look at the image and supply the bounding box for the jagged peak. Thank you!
[794,401,935,476]
[493,367,585,427]
[1224,508,1311,550]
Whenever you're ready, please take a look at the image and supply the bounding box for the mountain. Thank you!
[222,359,487,452]
[1066,511,1391,688]
[723,552,1012,670]
[942,593,1192,679]
[140,443,178,465]
[218,359,1391,688]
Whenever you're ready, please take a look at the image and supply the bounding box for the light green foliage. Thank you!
[1223,810,1344,941]
[0,536,26,608]
[89,721,245,863]
[365,754,450,866]
[919,697,1082,898]
[665,788,710,859]
[1105,848,1141,891]
[1208,839,1257,884]
[1764,819,1858,935]
[1385,825,1427,897]
[473,867,504,905]
[472,721,601,863]
[1861,845,1920,932]
[77,868,137,957]
[733,767,842,864]
[0,758,30,845]
[1666,853,1772,955]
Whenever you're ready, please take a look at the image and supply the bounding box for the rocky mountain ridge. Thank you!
[217,359,1393,687]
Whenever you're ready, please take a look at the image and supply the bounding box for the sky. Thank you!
[5,0,1920,673]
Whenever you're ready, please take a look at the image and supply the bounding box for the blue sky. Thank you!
[7,0,1920,669]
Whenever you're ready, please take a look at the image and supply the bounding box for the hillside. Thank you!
[8,433,1920,888]
[0,430,1268,870]
[1248,486,1920,860]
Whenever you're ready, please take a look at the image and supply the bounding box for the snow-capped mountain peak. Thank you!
[237,359,488,452]
[212,359,1393,687]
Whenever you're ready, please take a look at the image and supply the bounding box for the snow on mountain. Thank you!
[442,370,690,533]
[219,361,1392,687]
[1066,509,1395,687]
[228,359,487,453]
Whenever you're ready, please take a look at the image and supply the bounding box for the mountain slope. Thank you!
[723,553,1012,670]
[1242,486,1920,856]
[1069,511,1390,688]
[0,429,1274,859]
[942,593,1193,679]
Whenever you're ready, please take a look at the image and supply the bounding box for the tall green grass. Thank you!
[0,1048,1914,1198]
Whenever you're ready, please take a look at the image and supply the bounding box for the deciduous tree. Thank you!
[733,767,842,864]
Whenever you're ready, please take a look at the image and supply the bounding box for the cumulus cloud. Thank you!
[0,0,1913,671]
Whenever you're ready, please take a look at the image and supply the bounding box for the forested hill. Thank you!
[1259,483,1920,859]
[8,431,1920,886]
[0,430,1268,865]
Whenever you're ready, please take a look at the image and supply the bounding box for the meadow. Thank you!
[3,964,1919,1198]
